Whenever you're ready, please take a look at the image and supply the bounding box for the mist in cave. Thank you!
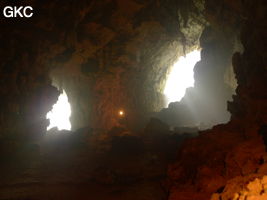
[0,0,266,200]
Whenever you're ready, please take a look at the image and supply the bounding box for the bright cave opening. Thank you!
[164,50,201,105]
[46,90,72,131]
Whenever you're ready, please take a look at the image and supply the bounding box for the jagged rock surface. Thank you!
[167,0,267,199]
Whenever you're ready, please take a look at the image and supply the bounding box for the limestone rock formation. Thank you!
[0,0,266,199]
[211,175,267,200]
[167,0,267,199]
[0,0,208,134]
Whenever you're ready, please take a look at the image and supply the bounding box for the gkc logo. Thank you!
[3,6,33,18]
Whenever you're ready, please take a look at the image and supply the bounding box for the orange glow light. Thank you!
[119,110,124,116]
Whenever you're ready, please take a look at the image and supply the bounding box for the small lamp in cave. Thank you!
[118,110,124,117]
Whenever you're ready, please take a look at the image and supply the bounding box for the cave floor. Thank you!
[0,137,170,200]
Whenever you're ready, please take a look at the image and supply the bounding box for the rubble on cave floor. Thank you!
[167,121,267,200]
[210,174,267,200]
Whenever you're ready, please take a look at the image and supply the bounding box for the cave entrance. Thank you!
[164,50,200,105]
[46,90,72,131]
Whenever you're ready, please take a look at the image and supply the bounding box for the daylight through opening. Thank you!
[164,50,201,105]
[46,90,72,131]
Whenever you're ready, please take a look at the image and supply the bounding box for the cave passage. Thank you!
[46,90,72,131]
[164,50,200,105]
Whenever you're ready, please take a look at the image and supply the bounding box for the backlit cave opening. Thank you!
[155,33,239,130]
[46,90,72,131]
[164,50,201,105]
[1,0,266,200]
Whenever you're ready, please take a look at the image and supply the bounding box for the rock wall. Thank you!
[229,0,267,126]
[167,0,267,199]
[0,0,206,135]
[0,0,266,199]
[49,0,206,131]
[0,0,61,139]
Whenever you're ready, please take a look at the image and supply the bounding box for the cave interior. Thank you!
[0,0,267,200]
